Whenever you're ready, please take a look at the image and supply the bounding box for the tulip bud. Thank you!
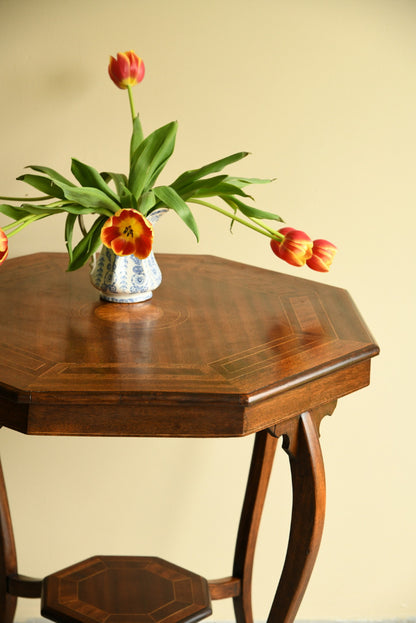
[270,227,313,267]
[0,227,8,266]
[306,239,337,272]
[108,51,145,90]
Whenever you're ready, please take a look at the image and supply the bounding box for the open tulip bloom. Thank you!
[0,50,336,273]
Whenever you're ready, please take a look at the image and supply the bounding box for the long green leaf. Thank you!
[226,176,274,188]
[221,196,283,222]
[65,213,77,263]
[153,185,199,241]
[175,175,228,200]
[171,152,249,191]
[119,185,138,211]
[130,114,144,163]
[26,165,76,187]
[129,121,178,199]
[14,202,97,216]
[71,159,119,202]
[102,171,128,197]
[137,190,156,215]
[17,173,66,199]
[186,179,252,200]
[67,215,107,271]
[53,182,120,215]
[0,204,31,220]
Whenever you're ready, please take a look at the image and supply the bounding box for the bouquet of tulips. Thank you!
[0,51,336,273]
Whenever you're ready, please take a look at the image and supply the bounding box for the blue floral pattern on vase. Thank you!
[90,208,167,303]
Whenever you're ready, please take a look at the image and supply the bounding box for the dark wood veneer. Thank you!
[0,253,378,437]
[0,253,379,623]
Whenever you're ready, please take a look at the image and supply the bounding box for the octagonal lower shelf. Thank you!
[41,556,212,623]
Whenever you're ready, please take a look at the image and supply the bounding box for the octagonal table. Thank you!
[0,253,379,623]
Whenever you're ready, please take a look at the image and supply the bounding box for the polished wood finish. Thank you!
[232,430,278,623]
[207,577,241,600]
[7,574,42,599]
[268,410,328,623]
[0,458,17,623]
[41,556,212,623]
[0,253,377,437]
[0,253,379,623]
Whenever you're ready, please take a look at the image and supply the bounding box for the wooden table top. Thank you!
[0,253,378,437]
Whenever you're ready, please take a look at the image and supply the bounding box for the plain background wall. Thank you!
[0,0,415,621]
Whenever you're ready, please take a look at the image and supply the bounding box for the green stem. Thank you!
[4,215,45,236]
[189,199,283,240]
[78,215,88,237]
[250,216,283,237]
[0,195,52,202]
[127,85,136,124]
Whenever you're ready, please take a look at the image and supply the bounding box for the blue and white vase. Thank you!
[90,208,167,304]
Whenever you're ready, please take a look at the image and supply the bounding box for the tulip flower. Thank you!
[0,227,8,266]
[101,209,153,259]
[270,227,313,267]
[108,51,145,90]
[307,239,337,272]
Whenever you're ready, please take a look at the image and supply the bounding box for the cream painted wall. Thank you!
[0,0,415,621]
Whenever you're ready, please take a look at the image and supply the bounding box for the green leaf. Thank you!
[64,213,77,263]
[0,203,31,220]
[53,182,121,215]
[226,176,274,188]
[187,178,252,200]
[16,202,97,217]
[17,173,66,199]
[119,185,138,211]
[17,202,67,216]
[21,166,120,214]
[71,159,119,203]
[26,164,76,187]
[67,215,107,271]
[153,185,199,241]
[101,171,128,197]
[221,196,283,222]
[129,120,178,199]
[130,114,144,164]
[137,190,156,215]
[171,152,249,191]
[175,175,228,200]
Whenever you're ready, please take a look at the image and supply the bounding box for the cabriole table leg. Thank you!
[267,410,327,623]
[0,451,18,623]
[232,429,279,623]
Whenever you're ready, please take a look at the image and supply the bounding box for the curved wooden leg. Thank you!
[267,411,326,623]
[232,429,278,623]
[0,453,17,623]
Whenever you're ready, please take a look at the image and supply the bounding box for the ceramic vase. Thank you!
[90,208,167,303]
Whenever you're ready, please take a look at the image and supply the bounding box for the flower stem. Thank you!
[189,199,283,240]
[250,216,283,236]
[3,214,46,236]
[78,215,87,237]
[0,195,52,202]
[127,85,136,124]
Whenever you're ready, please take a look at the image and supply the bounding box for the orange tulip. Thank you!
[270,227,313,267]
[108,51,145,90]
[0,228,8,266]
[306,239,337,272]
[101,209,153,259]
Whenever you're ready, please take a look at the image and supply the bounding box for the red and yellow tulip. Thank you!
[0,228,8,266]
[108,51,145,90]
[101,209,153,259]
[306,239,337,272]
[270,227,313,267]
